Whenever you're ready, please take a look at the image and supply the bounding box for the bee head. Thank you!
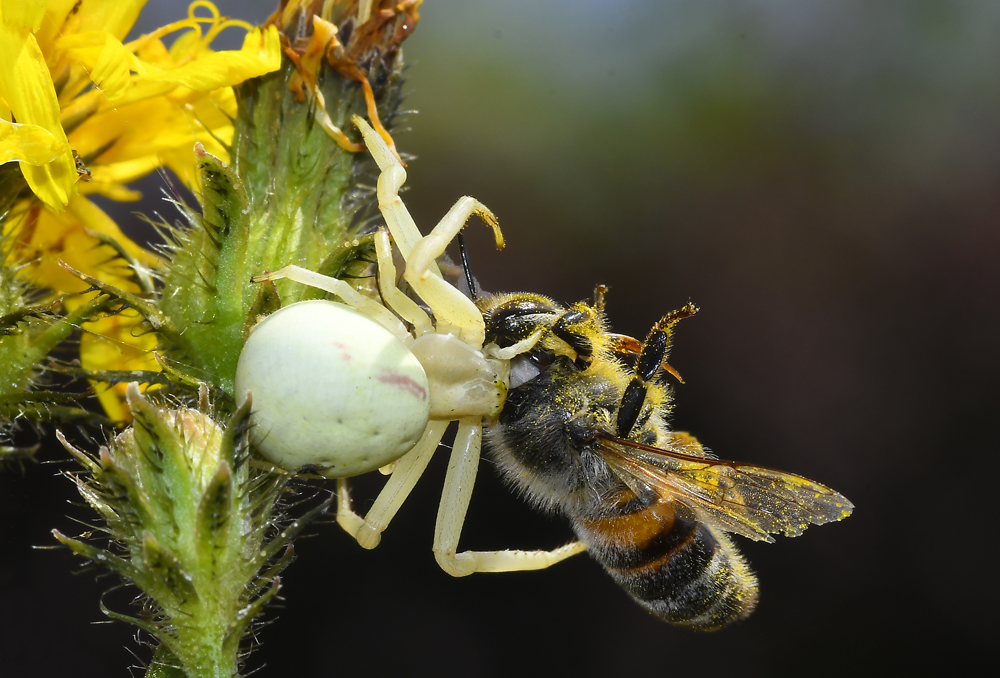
[480,292,607,373]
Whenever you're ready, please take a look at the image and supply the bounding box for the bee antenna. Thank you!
[457,232,478,301]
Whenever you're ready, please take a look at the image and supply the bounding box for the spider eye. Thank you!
[509,350,555,389]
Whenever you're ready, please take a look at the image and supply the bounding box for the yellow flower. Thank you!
[12,195,159,420]
[0,0,282,420]
[2,0,281,207]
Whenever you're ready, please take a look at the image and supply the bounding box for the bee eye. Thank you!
[509,351,555,389]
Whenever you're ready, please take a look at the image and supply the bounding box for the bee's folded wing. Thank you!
[597,433,854,543]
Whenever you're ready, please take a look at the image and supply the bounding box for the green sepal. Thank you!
[0,299,60,335]
[145,644,188,678]
[143,530,199,606]
[194,461,233,576]
[0,294,113,429]
[153,353,210,391]
[52,529,153,592]
[58,262,173,334]
[125,386,191,530]
[197,147,252,307]
[0,443,38,468]
[154,150,252,396]
[97,444,161,538]
[53,367,174,388]
[315,232,377,280]
[241,278,280,340]
[222,576,282,658]
[56,430,99,474]
[0,389,95,406]
[249,542,294,598]
[249,491,335,572]
[30,293,112,356]
[0,401,113,427]
[99,594,182,659]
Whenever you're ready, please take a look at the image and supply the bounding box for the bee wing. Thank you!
[595,431,854,544]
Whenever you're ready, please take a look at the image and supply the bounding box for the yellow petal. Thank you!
[77,180,142,202]
[53,30,109,65]
[65,194,159,267]
[91,33,143,101]
[88,155,163,187]
[141,25,281,91]
[0,118,66,164]
[166,27,203,61]
[0,0,49,32]
[62,0,147,43]
[69,91,235,192]
[80,308,159,422]
[32,0,78,55]
[135,34,172,68]
[14,196,157,298]
[0,23,75,209]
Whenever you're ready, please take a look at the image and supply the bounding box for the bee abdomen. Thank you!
[576,500,759,631]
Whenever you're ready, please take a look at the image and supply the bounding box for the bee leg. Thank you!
[605,333,643,357]
[593,284,608,311]
[616,303,699,437]
[551,309,597,369]
[336,421,449,549]
[433,418,587,577]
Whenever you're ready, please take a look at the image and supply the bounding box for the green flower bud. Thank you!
[56,383,330,678]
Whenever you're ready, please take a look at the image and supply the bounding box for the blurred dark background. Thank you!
[3,0,998,675]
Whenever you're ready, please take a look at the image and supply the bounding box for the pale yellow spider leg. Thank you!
[433,418,587,577]
[486,328,546,360]
[407,196,504,281]
[352,115,435,265]
[253,265,410,343]
[336,477,365,536]
[335,421,449,548]
[374,228,434,337]
[403,196,505,347]
[354,115,500,346]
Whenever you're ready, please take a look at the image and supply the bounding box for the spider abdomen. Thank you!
[235,300,430,477]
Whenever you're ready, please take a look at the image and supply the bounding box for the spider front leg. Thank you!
[373,228,433,336]
[405,196,505,346]
[252,265,410,342]
[433,417,586,577]
[353,115,504,347]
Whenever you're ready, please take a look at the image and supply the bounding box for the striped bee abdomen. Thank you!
[574,494,759,631]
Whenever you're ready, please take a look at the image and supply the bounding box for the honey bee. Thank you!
[477,289,854,630]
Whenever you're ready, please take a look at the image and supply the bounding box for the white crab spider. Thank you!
[235,116,585,577]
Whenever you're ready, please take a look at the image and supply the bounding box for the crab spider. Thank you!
[236,116,585,577]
